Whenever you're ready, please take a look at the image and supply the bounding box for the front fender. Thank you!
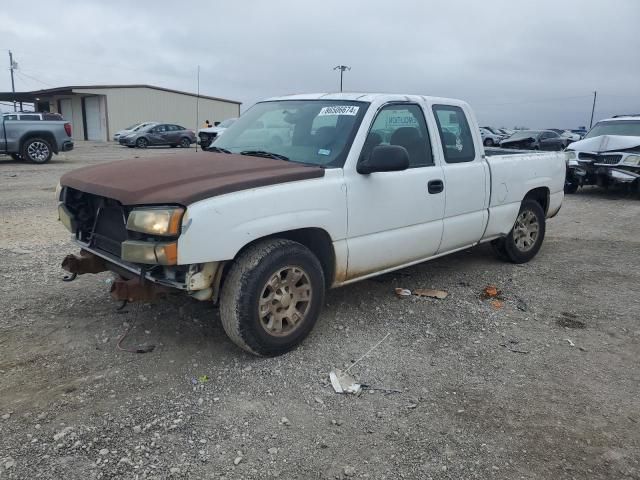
[176,171,347,264]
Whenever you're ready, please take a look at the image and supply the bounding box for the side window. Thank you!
[20,114,41,120]
[432,105,476,163]
[4,115,18,120]
[155,125,166,133]
[362,104,433,167]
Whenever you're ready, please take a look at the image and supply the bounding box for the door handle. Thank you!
[428,179,444,194]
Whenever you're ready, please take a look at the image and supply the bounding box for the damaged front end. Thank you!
[57,186,225,304]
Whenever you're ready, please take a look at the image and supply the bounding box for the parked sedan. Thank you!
[119,123,196,148]
[500,130,569,151]
[113,122,157,141]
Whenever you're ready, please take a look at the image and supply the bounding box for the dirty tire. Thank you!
[220,239,325,356]
[22,137,52,164]
[501,199,546,264]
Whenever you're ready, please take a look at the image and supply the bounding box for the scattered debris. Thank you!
[394,288,412,298]
[490,299,504,309]
[344,466,356,477]
[482,285,501,298]
[414,288,448,299]
[279,416,291,426]
[395,287,448,299]
[557,312,585,329]
[499,342,529,354]
[116,319,155,354]
[330,369,362,394]
[233,456,243,465]
[565,338,575,347]
[197,375,209,384]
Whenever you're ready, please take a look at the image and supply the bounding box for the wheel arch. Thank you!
[523,186,550,214]
[19,132,58,154]
[226,227,336,290]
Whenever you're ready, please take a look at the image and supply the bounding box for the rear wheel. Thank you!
[180,137,191,148]
[22,138,52,164]
[220,239,325,356]
[484,138,494,147]
[136,137,148,148]
[493,199,546,264]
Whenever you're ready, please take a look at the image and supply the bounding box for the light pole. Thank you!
[8,51,17,112]
[333,65,351,92]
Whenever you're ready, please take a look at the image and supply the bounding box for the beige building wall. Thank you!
[74,87,241,139]
[48,95,85,140]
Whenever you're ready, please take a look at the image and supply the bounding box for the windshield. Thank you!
[218,118,236,128]
[584,120,640,139]
[505,130,541,141]
[212,100,369,167]
[125,123,140,130]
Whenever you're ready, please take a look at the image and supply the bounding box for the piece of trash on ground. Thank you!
[197,375,209,383]
[395,288,412,298]
[413,288,448,299]
[482,285,501,298]
[565,339,575,347]
[330,369,362,394]
[490,299,504,309]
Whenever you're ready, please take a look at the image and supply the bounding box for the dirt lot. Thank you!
[1,142,638,479]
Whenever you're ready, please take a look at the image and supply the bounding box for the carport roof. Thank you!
[0,84,241,105]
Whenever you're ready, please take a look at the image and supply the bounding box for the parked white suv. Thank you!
[479,127,503,146]
[58,93,565,356]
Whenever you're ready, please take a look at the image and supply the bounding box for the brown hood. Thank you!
[60,152,325,206]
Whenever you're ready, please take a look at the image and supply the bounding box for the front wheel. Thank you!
[220,239,325,356]
[493,199,546,264]
[22,138,53,164]
[136,137,148,148]
[484,138,494,147]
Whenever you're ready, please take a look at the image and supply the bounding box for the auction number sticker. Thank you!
[318,105,360,116]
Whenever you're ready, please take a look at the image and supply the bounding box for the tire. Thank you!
[170,144,177,148]
[10,153,22,161]
[499,199,546,264]
[126,145,135,148]
[22,137,53,164]
[180,137,191,148]
[136,137,148,148]
[220,239,325,356]
[483,138,494,147]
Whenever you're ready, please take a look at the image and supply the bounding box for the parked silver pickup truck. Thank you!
[1,113,74,163]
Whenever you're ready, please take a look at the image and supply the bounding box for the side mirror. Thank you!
[358,144,410,174]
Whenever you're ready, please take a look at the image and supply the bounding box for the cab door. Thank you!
[148,124,168,145]
[345,102,445,278]
[431,104,489,253]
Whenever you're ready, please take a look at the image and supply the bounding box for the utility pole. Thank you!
[589,90,597,128]
[8,50,17,112]
[195,65,200,152]
[333,65,351,92]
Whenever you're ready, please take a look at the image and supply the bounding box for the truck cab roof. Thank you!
[264,92,471,108]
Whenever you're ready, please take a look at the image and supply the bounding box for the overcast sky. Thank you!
[1,0,639,128]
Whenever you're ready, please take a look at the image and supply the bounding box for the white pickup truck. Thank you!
[57,93,565,356]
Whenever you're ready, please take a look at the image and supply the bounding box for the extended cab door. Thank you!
[345,102,445,279]
[431,104,489,253]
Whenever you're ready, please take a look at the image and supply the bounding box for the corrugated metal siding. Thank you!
[74,87,240,138]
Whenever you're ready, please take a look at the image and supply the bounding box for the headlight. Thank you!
[55,181,63,201]
[126,207,184,236]
[622,154,640,166]
[565,151,576,164]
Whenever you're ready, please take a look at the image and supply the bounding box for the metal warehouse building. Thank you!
[0,84,241,141]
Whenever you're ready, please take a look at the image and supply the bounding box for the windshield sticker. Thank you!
[318,106,359,116]
[455,138,463,152]
[318,149,331,156]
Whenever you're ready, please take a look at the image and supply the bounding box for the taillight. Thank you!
[64,123,72,137]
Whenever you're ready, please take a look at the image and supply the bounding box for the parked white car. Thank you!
[197,117,237,148]
[58,93,565,356]
[479,127,503,146]
[113,122,157,141]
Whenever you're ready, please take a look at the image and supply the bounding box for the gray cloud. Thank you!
[1,0,639,128]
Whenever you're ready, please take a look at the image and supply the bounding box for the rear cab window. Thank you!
[432,105,476,163]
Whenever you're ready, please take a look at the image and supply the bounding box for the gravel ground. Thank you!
[1,142,639,479]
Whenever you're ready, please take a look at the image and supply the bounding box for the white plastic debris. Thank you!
[329,369,362,394]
